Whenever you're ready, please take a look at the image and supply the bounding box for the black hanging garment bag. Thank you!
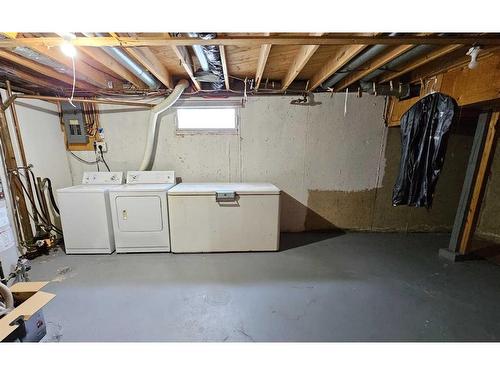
[392,93,456,208]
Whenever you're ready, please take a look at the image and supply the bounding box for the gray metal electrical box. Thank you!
[61,102,87,144]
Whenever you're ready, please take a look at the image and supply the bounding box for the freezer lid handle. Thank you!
[215,191,237,202]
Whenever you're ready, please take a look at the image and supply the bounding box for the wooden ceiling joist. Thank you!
[333,45,415,91]
[1,35,499,48]
[79,47,147,89]
[125,47,173,89]
[219,46,230,90]
[20,45,117,89]
[254,33,272,90]
[0,49,96,91]
[1,32,119,89]
[308,45,367,91]
[378,44,463,83]
[1,65,64,91]
[280,33,323,92]
[171,45,201,91]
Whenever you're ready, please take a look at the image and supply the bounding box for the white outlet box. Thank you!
[94,141,107,152]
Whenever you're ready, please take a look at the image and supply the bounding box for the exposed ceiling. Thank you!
[0,32,499,98]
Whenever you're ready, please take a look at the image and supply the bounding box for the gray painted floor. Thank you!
[29,232,500,342]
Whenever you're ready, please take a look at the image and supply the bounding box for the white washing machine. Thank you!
[109,171,175,253]
[57,171,124,254]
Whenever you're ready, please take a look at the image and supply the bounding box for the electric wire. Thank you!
[99,148,111,172]
[68,55,77,108]
[69,151,99,164]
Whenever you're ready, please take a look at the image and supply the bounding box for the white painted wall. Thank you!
[0,89,73,234]
[68,93,387,231]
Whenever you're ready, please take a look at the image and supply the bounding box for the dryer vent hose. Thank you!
[0,282,14,317]
[139,79,189,171]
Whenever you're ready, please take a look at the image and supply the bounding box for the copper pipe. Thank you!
[1,94,155,110]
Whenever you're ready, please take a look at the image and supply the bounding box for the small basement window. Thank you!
[175,105,239,134]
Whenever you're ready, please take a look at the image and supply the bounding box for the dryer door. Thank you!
[116,196,163,232]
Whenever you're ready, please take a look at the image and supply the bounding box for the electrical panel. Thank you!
[61,102,88,144]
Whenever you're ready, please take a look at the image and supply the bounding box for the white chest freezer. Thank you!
[57,172,123,254]
[109,171,175,253]
[167,183,280,253]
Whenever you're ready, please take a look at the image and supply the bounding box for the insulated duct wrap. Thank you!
[190,33,226,90]
[392,93,456,208]
[12,47,71,75]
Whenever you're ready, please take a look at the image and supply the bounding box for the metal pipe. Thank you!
[362,45,435,82]
[321,45,389,89]
[1,94,155,110]
[84,33,160,89]
[187,33,210,71]
[321,33,399,89]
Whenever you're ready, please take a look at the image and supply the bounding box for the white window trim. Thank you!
[175,106,240,135]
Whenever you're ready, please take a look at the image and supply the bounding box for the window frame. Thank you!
[174,103,240,135]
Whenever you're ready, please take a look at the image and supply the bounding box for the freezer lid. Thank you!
[167,182,280,196]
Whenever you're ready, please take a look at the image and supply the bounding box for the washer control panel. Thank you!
[126,171,175,184]
[82,172,124,185]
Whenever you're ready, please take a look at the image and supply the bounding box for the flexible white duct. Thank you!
[139,79,190,170]
[0,282,14,317]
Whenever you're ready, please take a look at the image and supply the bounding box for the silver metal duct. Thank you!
[321,33,399,90]
[320,45,390,89]
[187,33,225,90]
[83,32,160,89]
[187,33,210,71]
[361,45,435,82]
[12,47,71,75]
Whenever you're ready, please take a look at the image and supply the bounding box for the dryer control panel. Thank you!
[126,171,175,184]
[82,172,124,185]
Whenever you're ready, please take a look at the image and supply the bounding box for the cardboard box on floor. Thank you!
[0,282,55,342]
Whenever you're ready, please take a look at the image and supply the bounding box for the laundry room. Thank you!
[1,3,500,373]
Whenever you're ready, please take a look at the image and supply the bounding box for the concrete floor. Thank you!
[28,232,500,342]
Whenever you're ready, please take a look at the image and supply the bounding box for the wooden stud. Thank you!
[378,44,463,83]
[0,106,33,242]
[280,33,323,92]
[458,111,500,254]
[1,35,499,48]
[442,112,493,260]
[0,49,96,91]
[219,45,230,90]
[333,45,415,91]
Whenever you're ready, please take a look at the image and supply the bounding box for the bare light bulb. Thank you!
[467,46,480,70]
[60,41,77,57]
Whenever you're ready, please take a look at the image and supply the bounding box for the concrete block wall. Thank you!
[4,90,497,239]
[67,93,475,234]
